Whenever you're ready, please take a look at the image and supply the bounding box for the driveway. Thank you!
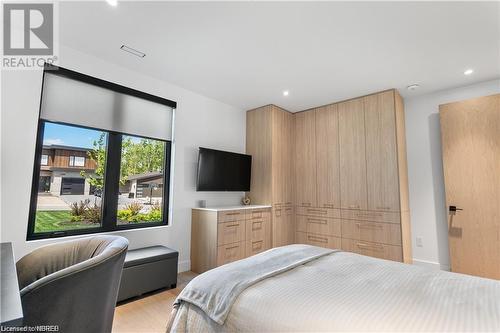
[36,195,71,211]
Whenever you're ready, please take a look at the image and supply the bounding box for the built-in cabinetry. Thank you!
[191,206,272,273]
[293,90,411,263]
[246,105,294,247]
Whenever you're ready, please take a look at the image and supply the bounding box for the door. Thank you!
[364,91,400,212]
[38,176,51,193]
[316,104,341,209]
[339,98,368,210]
[60,177,85,195]
[440,94,500,279]
[294,111,317,207]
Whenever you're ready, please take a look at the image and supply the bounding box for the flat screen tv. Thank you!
[196,148,251,191]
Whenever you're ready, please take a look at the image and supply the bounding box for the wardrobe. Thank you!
[246,105,295,247]
[246,89,412,263]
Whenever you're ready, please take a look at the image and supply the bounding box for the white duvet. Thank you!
[170,246,500,332]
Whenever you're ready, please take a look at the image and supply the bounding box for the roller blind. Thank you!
[40,70,174,141]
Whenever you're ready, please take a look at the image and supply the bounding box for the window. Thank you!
[40,154,48,165]
[69,155,85,167]
[27,65,176,240]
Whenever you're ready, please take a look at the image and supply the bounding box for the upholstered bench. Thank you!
[117,245,178,302]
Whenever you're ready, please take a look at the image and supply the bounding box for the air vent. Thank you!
[120,45,146,58]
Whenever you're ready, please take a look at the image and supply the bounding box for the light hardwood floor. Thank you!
[112,271,197,333]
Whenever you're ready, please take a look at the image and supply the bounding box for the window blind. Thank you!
[40,70,175,141]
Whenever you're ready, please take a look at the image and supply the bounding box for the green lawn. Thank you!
[35,211,99,233]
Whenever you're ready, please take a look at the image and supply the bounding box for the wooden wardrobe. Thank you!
[246,89,412,263]
[246,105,295,247]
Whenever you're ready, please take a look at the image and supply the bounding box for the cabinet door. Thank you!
[339,98,367,210]
[316,104,341,208]
[364,91,400,211]
[272,108,285,206]
[283,111,295,205]
[294,111,317,207]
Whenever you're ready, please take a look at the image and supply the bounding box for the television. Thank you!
[196,148,251,191]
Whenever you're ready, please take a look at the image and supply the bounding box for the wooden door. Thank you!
[440,94,500,279]
[272,107,285,206]
[316,104,341,209]
[294,110,317,207]
[339,98,368,210]
[283,111,294,206]
[364,91,400,212]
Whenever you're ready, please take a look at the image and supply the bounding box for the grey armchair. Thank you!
[16,235,129,333]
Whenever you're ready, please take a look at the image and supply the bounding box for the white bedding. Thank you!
[170,247,500,332]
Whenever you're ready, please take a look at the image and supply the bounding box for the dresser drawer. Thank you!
[273,205,293,218]
[217,220,245,246]
[296,215,341,237]
[341,220,402,245]
[246,208,271,221]
[218,210,246,223]
[296,232,341,250]
[341,238,402,262]
[217,242,245,266]
[246,239,271,257]
[296,206,341,219]
[341,209,400,224]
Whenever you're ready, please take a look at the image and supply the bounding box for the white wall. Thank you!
[0,45,247,271]
[405,79,500,270]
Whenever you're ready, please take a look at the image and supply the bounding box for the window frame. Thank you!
[69,155,85,167]
[40,154,48,165]
[27,65,176,241]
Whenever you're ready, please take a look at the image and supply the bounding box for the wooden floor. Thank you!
[112,271,197,333]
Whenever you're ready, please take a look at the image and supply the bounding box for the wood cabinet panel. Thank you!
[217,220,246,246]
[272,205,294,246]
[296,206,341,219]
[341,220,402,246]
[364,91,400,211]
[341,238,402,262]
[341,209,400,224]
[294,111,317,207]
[315,104,341,209]
[338,99,367,210]
[218,210,246,222]
[296,232,341,250]
[217,242,245,266]
[296,215,341,237]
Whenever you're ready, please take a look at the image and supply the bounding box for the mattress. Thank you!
[169,248,500,332]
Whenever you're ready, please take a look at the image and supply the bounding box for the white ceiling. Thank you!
[60,1,500,112]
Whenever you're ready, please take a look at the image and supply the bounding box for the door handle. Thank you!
[449,205,463,212]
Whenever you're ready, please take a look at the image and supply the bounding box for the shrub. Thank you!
[83,204,101,224]
[70,199,90,216]
[70,215,83,222]
[124,202,143,215]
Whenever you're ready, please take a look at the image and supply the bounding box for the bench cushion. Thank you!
[124,246,178,268]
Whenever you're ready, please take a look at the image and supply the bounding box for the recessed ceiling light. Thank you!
[283,90,289,96]
[464,69,474,75]
[106,0,118,6]
[407,84,420,91]
[120,45,145,58]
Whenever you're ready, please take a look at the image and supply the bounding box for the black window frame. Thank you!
[27,65,176,241]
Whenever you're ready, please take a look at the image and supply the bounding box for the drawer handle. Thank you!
[307,235,328,243]
[225,223,239,228]
[285,207,293,212]
[349,205,360,209]
[252,240,263,250]
[356,243,384,251]
[376,206,391,211]
[252,221,262,231]
[225,245,239,250]
[355,212,383,218]
[252,212,263,218]
[275,209,282,217]
[225,212,241,216]
[285,202,293,205]
[307,218,327,225]
[301,203,312,207]
[322,204,334,208]
[356,223,383,229]
[307,209,328,215]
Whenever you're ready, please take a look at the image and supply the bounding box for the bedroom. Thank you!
[0,1,499,332]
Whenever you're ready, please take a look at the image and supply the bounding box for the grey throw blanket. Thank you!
[175,244,335,325]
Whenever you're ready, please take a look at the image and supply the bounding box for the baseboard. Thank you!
[178,259,191,273]
[413,258,450,271]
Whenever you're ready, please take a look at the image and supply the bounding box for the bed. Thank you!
[168,244,500,332]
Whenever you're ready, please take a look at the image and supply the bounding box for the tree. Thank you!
[81,134,165,189]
